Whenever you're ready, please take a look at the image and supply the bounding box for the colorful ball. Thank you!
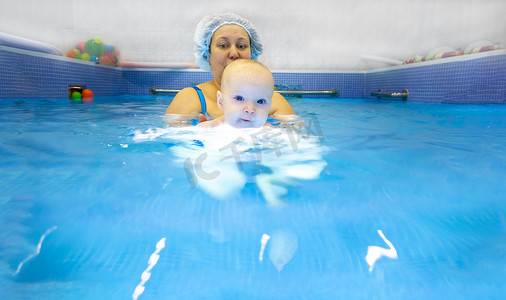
[98,55,114,65]
[81,53,91,61]
[66,50,76,58]
[71,91,82,99]
[94,36,102,44]
[74,54,82,60]
[76,42,86,52]
[90,55,98,62]
[82,89,94,98]
[85,39,106,57]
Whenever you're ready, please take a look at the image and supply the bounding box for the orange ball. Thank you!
[66,49,76,58]
[99,55,114,65]
[82,89,94,98]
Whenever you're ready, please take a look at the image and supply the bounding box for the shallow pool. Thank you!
[1,96,506,299]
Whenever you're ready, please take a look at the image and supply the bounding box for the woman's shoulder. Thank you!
[270,92,296,116]
[197,81,218,94]
[164,87,201,115]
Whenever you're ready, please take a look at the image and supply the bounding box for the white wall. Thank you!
[1,0,505,70]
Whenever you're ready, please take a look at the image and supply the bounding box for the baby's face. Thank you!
[218,71,273,128]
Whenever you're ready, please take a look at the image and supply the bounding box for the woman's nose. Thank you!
[228,46,240,59]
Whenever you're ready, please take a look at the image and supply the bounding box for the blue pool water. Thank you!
[1,96,506,299]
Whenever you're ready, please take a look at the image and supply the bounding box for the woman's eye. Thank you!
[257,99,266,105]
[235,96,244,101]
[218,43,229,49]
[237,44,248,49]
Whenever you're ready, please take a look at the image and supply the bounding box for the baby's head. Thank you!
[217,59,274,128]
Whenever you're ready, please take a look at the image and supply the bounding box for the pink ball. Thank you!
[76,42,86,52]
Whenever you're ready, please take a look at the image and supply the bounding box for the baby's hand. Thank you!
[198,114,208,123]
[196,115,224,128]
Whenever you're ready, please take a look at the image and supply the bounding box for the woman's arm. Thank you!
[164,87,202,115]
[269,92,296,117]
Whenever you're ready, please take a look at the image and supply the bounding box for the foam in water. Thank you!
[133,123,326,205]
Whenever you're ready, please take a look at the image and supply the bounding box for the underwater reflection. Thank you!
[133,116,327,206]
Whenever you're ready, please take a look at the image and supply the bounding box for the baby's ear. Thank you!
[217,91,224,111]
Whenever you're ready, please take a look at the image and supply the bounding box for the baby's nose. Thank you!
[244,103,255,114]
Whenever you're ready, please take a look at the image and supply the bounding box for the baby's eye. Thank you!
[234,96,244,101]
[257,99,266,105]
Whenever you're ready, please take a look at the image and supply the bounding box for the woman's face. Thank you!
[209,24,251,85]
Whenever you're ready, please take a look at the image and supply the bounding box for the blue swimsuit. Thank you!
[193,86,207,115]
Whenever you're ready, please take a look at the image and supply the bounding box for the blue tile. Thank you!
[1,46,505,104]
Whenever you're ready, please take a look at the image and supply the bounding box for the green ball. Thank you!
[72,91,82,99]
[85,39,106,57]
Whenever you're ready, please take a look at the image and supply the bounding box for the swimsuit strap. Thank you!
[192,86,207,115]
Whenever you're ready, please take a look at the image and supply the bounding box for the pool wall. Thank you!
[1,45,505,104]
[366,51,506,104]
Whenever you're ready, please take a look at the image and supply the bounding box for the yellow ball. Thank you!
[81,53,91,61]
[94,36,102,44]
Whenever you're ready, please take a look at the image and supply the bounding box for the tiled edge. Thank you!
[122,69,213,95]
[273,72,364,98]
[123,70,364,98]
[1,45,505,104]
[0,46,123,98]
[365,51,506,104]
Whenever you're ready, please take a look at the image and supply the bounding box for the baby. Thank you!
[197,59,274,128]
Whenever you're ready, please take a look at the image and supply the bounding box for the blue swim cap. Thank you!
[194,13,263,72]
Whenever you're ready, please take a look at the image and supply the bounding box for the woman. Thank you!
[164,13,295,120]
